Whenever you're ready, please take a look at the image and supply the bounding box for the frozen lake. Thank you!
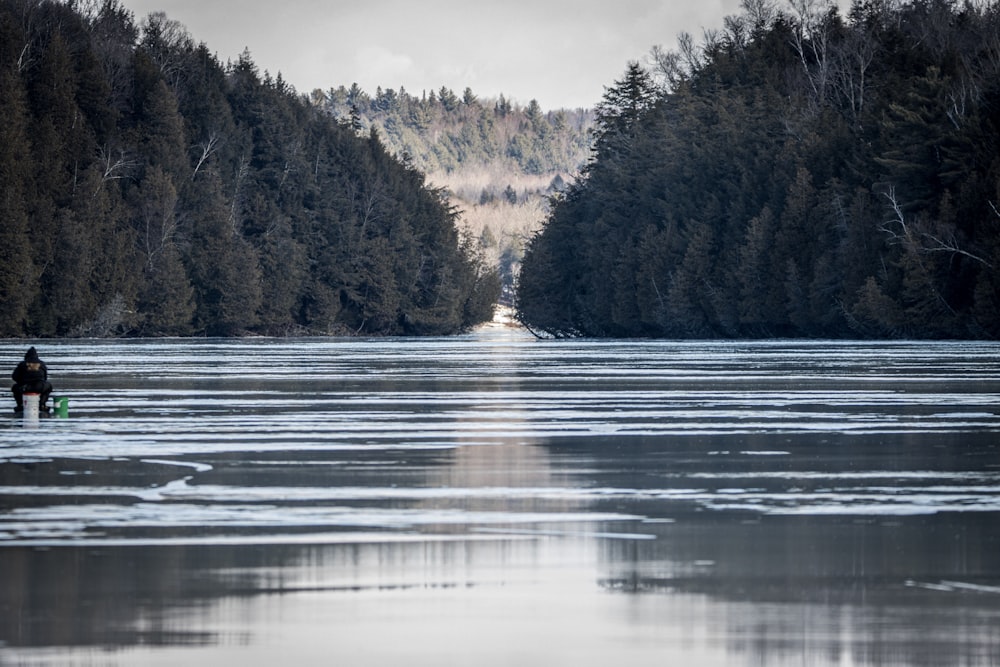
[2,330,999,666]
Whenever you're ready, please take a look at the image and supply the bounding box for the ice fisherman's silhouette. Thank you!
[12,347,53,415]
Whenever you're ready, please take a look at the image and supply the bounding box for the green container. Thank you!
[52,396,69,418]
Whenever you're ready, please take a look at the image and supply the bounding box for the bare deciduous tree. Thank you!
[192,131,221,180]
[881,187,992,268]
[742,0,778,30]
[831,20,877,121]
[141,12,193,94]
[96,144,138,190]
[788,0,835,108]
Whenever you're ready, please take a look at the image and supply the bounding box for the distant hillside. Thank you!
[311,85,595,302]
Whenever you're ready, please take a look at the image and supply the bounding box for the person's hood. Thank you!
[24,347,40,363]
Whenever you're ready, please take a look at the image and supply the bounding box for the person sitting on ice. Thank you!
[12,347,53,414]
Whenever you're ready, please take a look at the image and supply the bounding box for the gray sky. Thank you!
[119,1,797,110]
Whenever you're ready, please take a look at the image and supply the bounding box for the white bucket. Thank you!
[23,393,40,423]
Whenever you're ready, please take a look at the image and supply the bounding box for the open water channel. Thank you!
[1,328,999,666]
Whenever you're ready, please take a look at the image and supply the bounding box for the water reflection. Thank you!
[1,334,999,665]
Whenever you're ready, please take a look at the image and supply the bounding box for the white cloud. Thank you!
[354,46,418,84]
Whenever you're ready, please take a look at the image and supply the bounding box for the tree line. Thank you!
[517,0,1000,339]
[0,0,499,338]
[315,84,593,186]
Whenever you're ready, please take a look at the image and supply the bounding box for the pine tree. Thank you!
[132,167,194,334]
[0,2,498,337]
[0,66,34,335]
[139,79,189,184]
[185,171,262,335]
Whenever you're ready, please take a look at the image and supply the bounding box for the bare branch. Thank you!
[880,187,992,268]
[94,145,138,197]
[879,187,909,243]
[192,131,221,180]
[16,41,31,73]
[647,45,687,92]
[788,0,835,106]
[677,32,702,77]
[278,140,302,191]
[918,231,993,268]
[742,0,778,29]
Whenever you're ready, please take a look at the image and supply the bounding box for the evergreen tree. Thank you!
[0,64,34,336]
[138,78,189,183]
[518,0,1000,339]
[592,61,659,150]
[185,170,262,336]
[0,2,496,337]
[132,167,194,334]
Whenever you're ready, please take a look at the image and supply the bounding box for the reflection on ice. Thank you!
[1,336,999,666]
[2,336,999,541]
[0,500,640,546]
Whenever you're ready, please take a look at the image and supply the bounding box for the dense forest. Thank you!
[314,85,593,304]
[0,0,499,338]
[518,0,1000,339]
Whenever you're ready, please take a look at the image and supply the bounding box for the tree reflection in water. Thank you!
[1,335,999,666]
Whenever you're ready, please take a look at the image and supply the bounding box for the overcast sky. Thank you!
[119,1,809,110]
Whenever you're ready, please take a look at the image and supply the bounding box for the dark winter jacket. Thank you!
[12,347,48,391]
